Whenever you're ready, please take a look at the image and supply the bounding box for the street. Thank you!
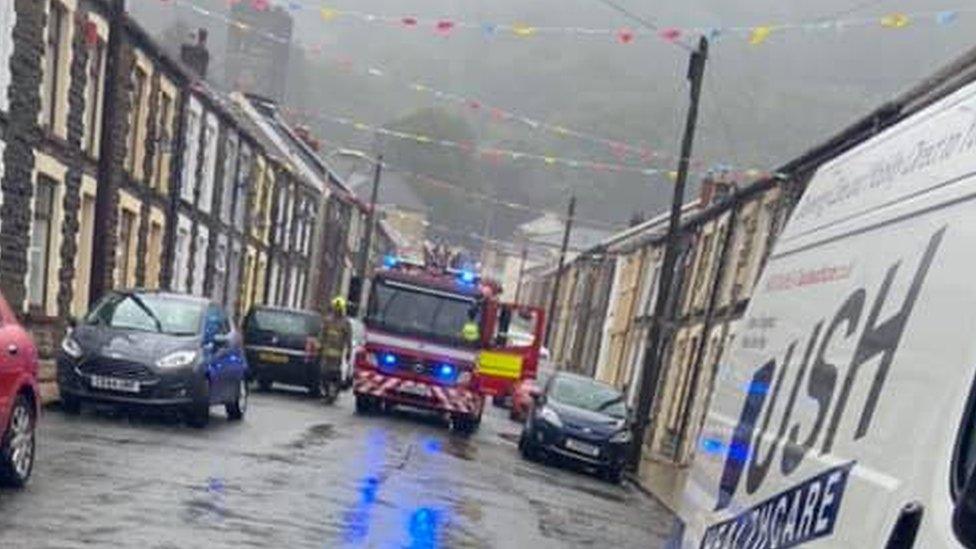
[0,388,674,548]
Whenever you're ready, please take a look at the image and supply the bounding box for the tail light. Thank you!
[304,337,320,363]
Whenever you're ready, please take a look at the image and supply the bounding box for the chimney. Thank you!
[180,28,210,80]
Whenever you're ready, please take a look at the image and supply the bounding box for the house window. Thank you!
[126,66,147,176]
[28,178,57,310]
[117,209,136,288]
[154,93,172,190]
[85,38,105,155]
[41,1,66,131]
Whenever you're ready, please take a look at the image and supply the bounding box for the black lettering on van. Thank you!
[782,293,864,475]
[746,323,822,492]
[745,343,794,494]
[823,227,945,453]
[715,360,775,511]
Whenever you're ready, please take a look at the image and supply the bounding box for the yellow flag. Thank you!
[320,8,338,22]
[880,13,910,28]
[748,26,773,45]
[554,126,569,135]
[415,135,431,143]
[544,156,557,165]
[667,171,679,181]
[512,24,537,37]
[353,122,368,131]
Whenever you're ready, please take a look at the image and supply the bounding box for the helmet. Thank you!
[331,296,347,315]
[461,321,480,342]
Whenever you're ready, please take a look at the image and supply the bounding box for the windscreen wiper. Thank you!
[120,292,164,333]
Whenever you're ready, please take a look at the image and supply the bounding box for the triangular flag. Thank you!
[617,28,635,44]
[319,8,338,22]
[435,20,455,35]
[482,23,498,37]
[544,156,557,165]
[748,26,773,45]
[251,0,269,11]
[401,16,418,27]
[658,28,682,42]
[880,13,910,29]
[936,11,958,26]
[512,24,537,37]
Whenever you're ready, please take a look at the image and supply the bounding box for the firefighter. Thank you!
[319,296,352,404]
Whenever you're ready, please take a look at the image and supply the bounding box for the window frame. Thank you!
[28,177,57,311]
[42,0,66,132]
[84,37,105,155]
[127,66,148,176]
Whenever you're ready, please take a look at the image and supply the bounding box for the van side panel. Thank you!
[682,80,976,548]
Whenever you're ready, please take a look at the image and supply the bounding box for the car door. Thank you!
[0,302,17,427]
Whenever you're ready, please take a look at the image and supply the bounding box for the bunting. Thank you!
[208,0,973,46]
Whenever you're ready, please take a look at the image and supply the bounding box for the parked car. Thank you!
[0,291,39,487]
[57,290,248,428]
[243,306,323,395]
[519,372,631,483]
[510,367,554,422]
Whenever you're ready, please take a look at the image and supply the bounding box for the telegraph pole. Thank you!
[513,244,529,304]
[355,154,383,315]
[629,37,709,470]
[544,194,576,348]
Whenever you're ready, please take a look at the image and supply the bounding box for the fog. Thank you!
[131,0,976,241]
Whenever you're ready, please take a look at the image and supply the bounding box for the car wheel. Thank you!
[0,394,35,488]
[225,378,248,421]
[60,393,82,416]
[257,378,273,392]
[518,430,536,461]
[307,379,322,398]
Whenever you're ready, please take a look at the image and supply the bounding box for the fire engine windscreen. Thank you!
[366,280,481,347]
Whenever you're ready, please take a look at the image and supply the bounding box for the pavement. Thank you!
[0,386,675,548]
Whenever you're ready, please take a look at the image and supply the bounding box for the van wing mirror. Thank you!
[954,472,976,547]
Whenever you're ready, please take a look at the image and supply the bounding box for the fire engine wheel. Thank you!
[355,395,379,414]
[451,414,479,435]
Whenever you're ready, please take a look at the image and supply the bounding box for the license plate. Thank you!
[398,383,430,398]
[259,352,289,364]
[565,438,600,457]
[90,375,140,394]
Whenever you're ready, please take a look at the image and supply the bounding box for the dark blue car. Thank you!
[519,372,632,482]
[56,290,249,428]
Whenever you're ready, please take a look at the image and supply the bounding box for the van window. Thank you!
[955,387,976,496]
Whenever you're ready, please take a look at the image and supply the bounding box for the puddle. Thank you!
[285,423,336,450]
[443,437,476,461]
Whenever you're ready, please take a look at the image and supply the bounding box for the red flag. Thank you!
[617,28,635,44]
[402,17,418,27]
[435,20,455,35]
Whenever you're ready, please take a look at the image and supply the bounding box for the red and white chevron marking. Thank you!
[353,371,480,415]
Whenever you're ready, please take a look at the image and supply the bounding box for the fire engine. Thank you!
[352,256,545,433]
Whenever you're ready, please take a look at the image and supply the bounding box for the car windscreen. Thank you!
[86,293,205,336]
[246,310,321,337]
[366,279,480,347]
[549,375,627,419]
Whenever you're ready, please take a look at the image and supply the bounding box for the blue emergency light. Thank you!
[459,271,476,284]
[381,353,398,367]
[436,363,456,380]
[383,255,399,268]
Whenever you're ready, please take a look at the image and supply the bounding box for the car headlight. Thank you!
[61,336,82,359]
[156,350,199,369]
[539,406,563,428]
[610,429,633,444]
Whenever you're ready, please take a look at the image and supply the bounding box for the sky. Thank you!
[130,0,976,233]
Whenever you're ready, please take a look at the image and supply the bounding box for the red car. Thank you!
[510,368,553,422]
[0,291,39,487]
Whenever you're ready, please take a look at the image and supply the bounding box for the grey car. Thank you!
[56,290,249,428]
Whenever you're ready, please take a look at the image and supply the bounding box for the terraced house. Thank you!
[0,0,385,366]
[0,0,120,354]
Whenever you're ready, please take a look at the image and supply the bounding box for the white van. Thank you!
[674,77,976,548]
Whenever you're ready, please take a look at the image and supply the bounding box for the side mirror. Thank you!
[954,471,976,546]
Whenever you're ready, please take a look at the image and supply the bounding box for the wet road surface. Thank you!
[0,388,674,548]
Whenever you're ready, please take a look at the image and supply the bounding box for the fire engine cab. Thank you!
[352,257,544,433]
